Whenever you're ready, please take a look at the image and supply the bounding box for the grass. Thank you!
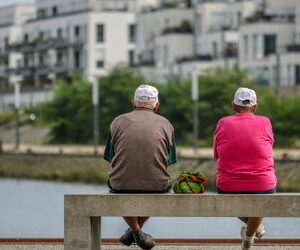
[0,153,300,192]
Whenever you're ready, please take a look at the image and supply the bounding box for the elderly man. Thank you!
[104,84,177,250]
[213,87,277,250]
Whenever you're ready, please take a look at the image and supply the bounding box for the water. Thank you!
[0,178,300,239]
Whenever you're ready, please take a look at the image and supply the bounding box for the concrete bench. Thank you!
[64,193,300,250]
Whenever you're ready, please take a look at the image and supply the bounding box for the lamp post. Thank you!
[191,70,199,149]
[14,82,21,151]
[92,78,99,154]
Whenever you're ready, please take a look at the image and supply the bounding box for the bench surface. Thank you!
[64,193,300,250]
[65,193,300,217]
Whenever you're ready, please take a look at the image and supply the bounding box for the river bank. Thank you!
[0,153,299,192]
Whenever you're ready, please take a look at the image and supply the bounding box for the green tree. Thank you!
[197,67,255,144]
[39,74,93,144]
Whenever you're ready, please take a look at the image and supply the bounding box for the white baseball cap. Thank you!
[233,87,257,107]
[134,84,159,103]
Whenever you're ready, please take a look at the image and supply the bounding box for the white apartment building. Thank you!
[0,0,158,88]
[137,0,300,88]
[0,4,36,86]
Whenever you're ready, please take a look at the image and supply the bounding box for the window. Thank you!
[287,65,293,86]
[96,49,105,68]
[196,13,202,34]
[24,34,29,42]
[243,35,249,58]
[96,24,104,42]
[74,26,80,37]
[237,11,242,26]
[53,6,57,16]
[295,65,300,85]
[264,34,276,56]
[57,28,63,38]
[37,8,46,19]
[252,34,257,59]
[128,24,137,43]
[57,51,63,66]
[213,42,218,58]
[128,50,135,66]
[74,50,80,68]
[96,60,104,68]
[39,31,44,40]
[4,37,8,50]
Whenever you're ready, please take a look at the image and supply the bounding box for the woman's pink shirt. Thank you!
[213,113,277,192]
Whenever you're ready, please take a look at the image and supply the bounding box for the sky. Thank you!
[0,0,35,6]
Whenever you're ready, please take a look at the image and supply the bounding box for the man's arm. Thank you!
[103,130,115,162]
[167,132,177,165]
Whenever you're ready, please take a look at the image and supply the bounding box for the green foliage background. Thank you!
[36,65,300,147]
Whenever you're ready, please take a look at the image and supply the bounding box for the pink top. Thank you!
[213,113,277,192]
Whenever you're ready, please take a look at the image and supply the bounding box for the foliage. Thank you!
[98,65,143,141]
[39,73,93,143]
[0,111,14,126]
[198,67,255,145]
[37,65,300,147]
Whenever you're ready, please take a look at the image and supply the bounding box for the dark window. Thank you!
[57,28,63,38]
[264,34,277,56]
[24,34,29,42]
[128,50,135,66]
[24,55,29,67]
[4,37,8,50]
[129,24,137,43]
[237,11,242,25]
[96,60,104,68]
[39,53,44,65]
[74,50,80,68]
[53,6,57,16]
[39,31,44,40]
[295,65,300,85]
[57,51,63,65]
[74,26,80,37]
[96,24,104,42]
[37,9,46,19]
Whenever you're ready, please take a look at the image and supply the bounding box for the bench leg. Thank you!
[65,214,101,250]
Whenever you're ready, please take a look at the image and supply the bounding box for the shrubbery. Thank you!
[37,65,300,147]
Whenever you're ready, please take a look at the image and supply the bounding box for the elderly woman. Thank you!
[213,87,277,250]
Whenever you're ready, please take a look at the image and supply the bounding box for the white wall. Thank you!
[86,12,136,79]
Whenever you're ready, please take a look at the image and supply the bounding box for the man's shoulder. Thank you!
[153,113,174,128]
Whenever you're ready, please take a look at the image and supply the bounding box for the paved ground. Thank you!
[1,244,300,250]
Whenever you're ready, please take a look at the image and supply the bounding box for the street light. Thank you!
[14,81,21,151]
[92,78,99,154]
[191,70,199,149]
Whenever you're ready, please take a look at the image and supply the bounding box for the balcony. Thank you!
[176,54,213,63]
[245,11,294,24]
[162,20,193,35]
[7,37,85,53]
[138,60,155,67]
[286,44,300,52]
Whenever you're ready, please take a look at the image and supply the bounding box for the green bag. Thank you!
[173,171,206,194]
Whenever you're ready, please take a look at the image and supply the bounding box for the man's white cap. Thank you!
[134,84,159,103]
[233,87,257,107]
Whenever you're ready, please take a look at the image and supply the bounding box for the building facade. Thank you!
[1,0,300,91]
[137,0,300,88]
[0,0,158,88]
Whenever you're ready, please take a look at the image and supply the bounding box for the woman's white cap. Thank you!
[233,87,257,107]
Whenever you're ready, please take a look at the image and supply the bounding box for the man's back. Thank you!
[105,108,176,191]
